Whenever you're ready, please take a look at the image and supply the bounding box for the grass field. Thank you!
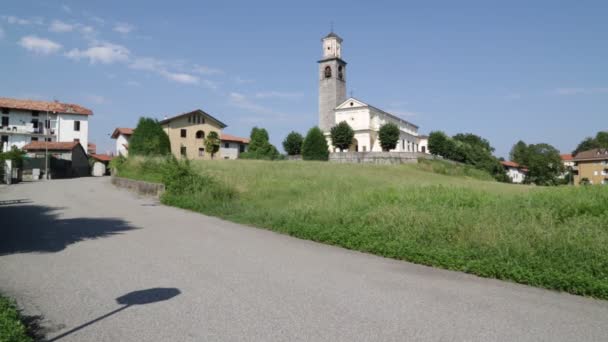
[0,295,31,342]
[117,158,608,299]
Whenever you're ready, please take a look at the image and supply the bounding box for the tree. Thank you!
[204,131,220,159]
[428,131,454,158]
[242,126,280,160]
[302,126,329,161]
[573,131,608,155]
[523,143,564,185]
[282,131,303,155]
[510,140,529,165]
[128,117,171,157]
[330,121,354,151]
[378,123,400,151]
[453,133,494,152]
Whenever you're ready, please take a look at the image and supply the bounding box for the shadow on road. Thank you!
[0,202,137,256]
[47,287,181,341]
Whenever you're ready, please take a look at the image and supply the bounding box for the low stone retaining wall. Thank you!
[329,152,434,165]
[111,176,165,197]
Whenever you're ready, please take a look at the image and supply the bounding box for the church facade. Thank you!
[318,32,423,153]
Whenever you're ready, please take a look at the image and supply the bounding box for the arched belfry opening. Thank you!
[324,66,332,78]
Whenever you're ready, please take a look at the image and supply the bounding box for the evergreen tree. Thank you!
[378,123,400,151]
[240,126,280,160]
[330,121,355,152]
[282,131,304,155]
[128,117,171,157]
[204,131,220,159]
[302,126,329,161]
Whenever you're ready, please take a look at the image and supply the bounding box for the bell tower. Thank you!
[318,31,347,133]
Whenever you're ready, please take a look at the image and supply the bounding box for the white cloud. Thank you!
[229,92,273,114]
[129,57,164,71]
[19,35,62,55]
[5,16,31,25]
[84,94,108,104]
[62,5,72,13]
[254,91,303,99]
[66,42,130,64]
[504,93,522,100]
[201,79,218,90]
[554,87,608,95]
[235,76,254,84]
[126,80,141,87]
[193,65,222,75]
[160,70,199,84]
[49,20,74,33]
[0,27,4,40]
[113,22,134,34]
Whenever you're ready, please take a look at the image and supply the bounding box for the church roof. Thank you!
[335,97,419,129]
[323,31,343,42]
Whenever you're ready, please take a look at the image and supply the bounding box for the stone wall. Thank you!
[111,176,165,197]
[329,152,433,165]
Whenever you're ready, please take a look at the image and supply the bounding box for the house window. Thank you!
[422,146,426,153]
[31,119,39,129]
[2,116,9,127]
[181,129,187,138]
[45,137,52,142]
[74,121,81,131]
[196,130,205,139]
[74,138,80,143]
[197,116,202,124]
[224,142,230,148]
[31,137,38,142]
[188,116,191,123]
[32,111,39,116]
[180,146,187,156]
[1,108,8,114]
[198,148,204,156]
[239,144,245,153]
[1,135,8,144]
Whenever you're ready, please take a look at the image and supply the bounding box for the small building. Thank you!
[22,141,89,178]
[573,148,608,185]
[220,134,249,159]
[0,97,92,153]
[418,135,430,154]
[110,127,133,157]
[500,160,528,184]
[90,153,113,176]
[160,109,227,160]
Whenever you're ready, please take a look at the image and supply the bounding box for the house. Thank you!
[22,141,89,178]
[418,135,430,154]
[220,134,250,159]
[160,109,227,160]
[87,142,96,154]
[0,97,92,153]
[90,153,113,176]
[110,127,133,157]
[573,148,608,185]
[317,31,424,152]
[500,160,528,184]
[560,153,575,180]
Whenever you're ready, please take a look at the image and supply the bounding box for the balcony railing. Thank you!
[0,125,56,136]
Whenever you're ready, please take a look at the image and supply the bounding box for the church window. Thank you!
[324,66,332,78]
[350,102,354,106]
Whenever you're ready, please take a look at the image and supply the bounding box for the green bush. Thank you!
[282,131,304,156]
[330,121,354,152]
[378,123,400,151]
[0,296,32,342]
[128,117,171,157]
[242,127,280,160]
[302,127,329,161]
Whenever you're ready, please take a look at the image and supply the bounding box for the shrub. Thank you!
[302,127,329,161]
[0,295,32,342]
[128,117,171,157]
[282,131,304,156]
[243,127,280,160]
[204,131,220,159]
[330,121,354,152]
[378,123,400,151]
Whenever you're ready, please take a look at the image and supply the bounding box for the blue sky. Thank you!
[1,0,606,157]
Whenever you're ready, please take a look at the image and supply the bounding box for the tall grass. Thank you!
[0,296,31,342]
[117,158,608,299]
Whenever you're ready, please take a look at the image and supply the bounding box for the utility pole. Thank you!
[45,108,49,180]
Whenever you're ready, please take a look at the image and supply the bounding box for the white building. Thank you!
[318,32,425,152]
[0,97,91,153]
[220,133,249,160]
[501,161,528,184]
[110,127,133,157]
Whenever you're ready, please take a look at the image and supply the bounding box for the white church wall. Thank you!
[335,108,370,131]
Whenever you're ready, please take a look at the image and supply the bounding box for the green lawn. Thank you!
[0,295,31,342]
[118,158,608,299]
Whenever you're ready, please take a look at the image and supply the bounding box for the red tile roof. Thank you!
[573,148,608,162]
[23,141,80,151]
[90,153,113,162]
[0,97,92,115]
[500,160,520,168]
[221,133,250,144]
[111,127,134,139]
[87,143,96,153]
[560,154,573,161]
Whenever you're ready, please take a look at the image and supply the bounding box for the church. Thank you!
[318,31,426,153]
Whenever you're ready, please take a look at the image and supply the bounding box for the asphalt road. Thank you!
[1,178,607,341]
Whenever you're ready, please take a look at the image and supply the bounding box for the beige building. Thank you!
[160,109,227,160]
[573,148,608,185]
